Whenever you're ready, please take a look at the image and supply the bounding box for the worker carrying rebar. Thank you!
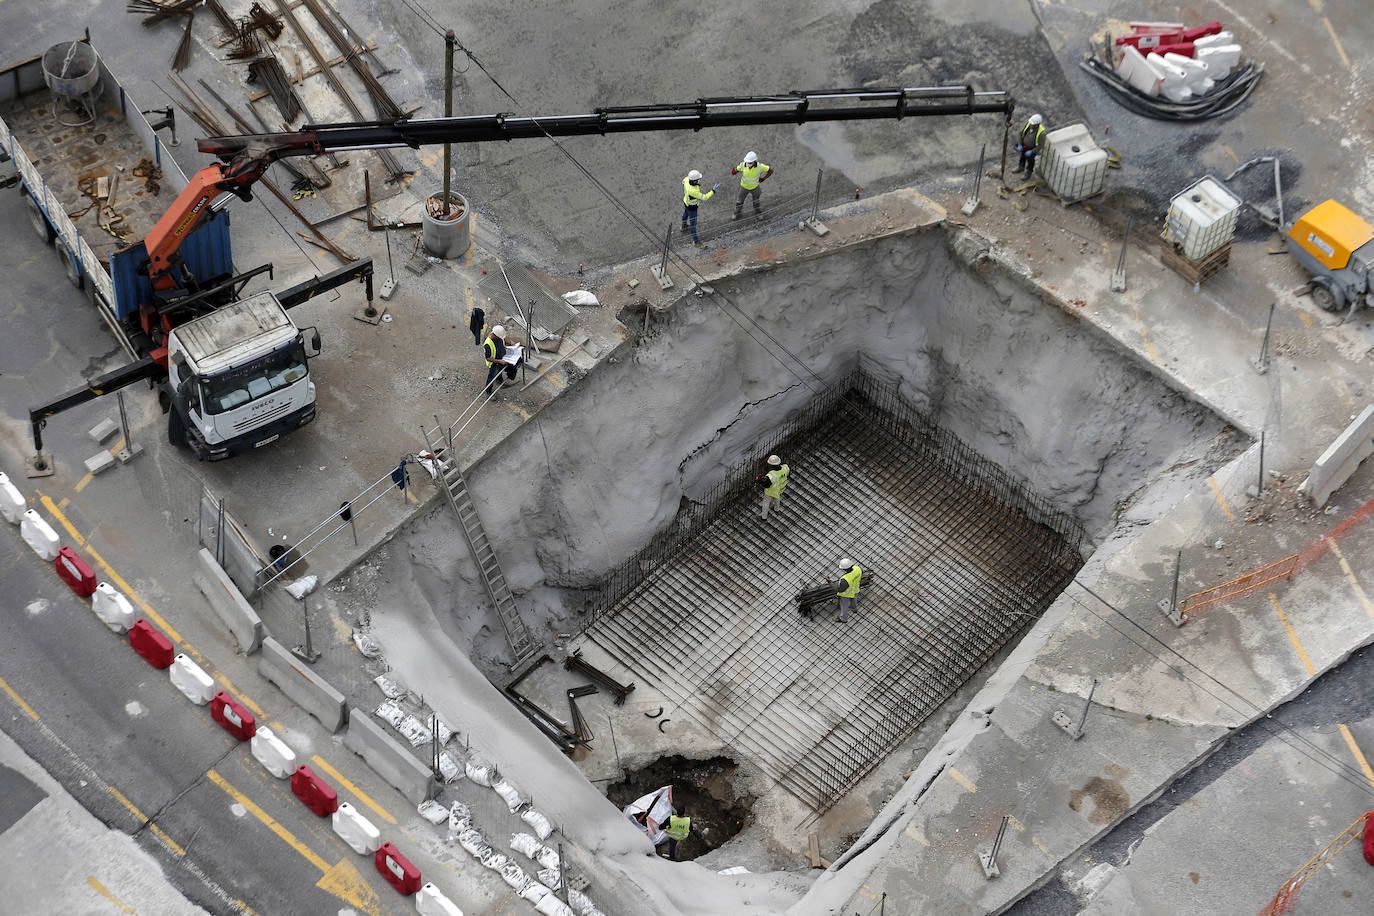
[757,454,789,519]
[1014,113,1046,177]
[681,169,719,248]
[731,150,773,220]
[836,558,863,623]
[483,324,520,395]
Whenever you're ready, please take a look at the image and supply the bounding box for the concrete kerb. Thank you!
[194,547,264,655]
[342,706,437,805]
[257,637,348,733]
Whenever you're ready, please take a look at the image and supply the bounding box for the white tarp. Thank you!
[621,785,674,846]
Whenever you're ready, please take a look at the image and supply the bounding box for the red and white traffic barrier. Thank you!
[129,618,176,669]
[0,473,25,524]
[20,509,59,561]
[169,654,216,705]
[210,691,257,741]
[250,725,297,777]
[332,801,382,855]
[91,582,135,633]
[291,765,339,817]
[375,842,422,896]
[416,882,465,915]
[55,546,97,597]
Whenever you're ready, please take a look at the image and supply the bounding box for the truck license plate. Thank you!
[254,434,279,448]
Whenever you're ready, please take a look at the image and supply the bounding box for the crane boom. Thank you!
[146,85,1012,285]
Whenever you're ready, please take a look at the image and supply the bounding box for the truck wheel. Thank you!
[1311,280,1342,312]
[24,193,55,244]
[56,243,83,290]
[168,409,189,449]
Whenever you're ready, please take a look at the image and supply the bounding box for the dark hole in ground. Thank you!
[606,755,754,861]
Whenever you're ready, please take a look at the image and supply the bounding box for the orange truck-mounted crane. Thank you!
[27,84,1013,470]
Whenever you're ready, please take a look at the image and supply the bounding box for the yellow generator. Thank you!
[1286,199,1374,312]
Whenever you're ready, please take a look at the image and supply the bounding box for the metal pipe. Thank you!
[443,30,455,216]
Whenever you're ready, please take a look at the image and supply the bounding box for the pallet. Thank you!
[1160,239,1231,286]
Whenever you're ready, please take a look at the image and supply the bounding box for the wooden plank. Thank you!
[807,832,831,868]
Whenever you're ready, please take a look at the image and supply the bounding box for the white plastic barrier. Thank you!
[1163,52,1213,94]
[0,473,25,524]
[169,654,216,705]
[415,883,464,916]
[91,582,136,633]
[1147,52,1194,101]
[1195,44,1240,75]
[250,726,297,778]
[20,509,60,561]
[332,802,382,855]
[1116,46,1164,96]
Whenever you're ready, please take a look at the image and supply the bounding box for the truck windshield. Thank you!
[199,342,308,415]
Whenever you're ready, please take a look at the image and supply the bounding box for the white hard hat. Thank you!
[1029,113,1043,125]
[687,169,702,181]
[744,151,758,164]
[767,455,781,466]
[491,325,505,336]
[839,558,855,570]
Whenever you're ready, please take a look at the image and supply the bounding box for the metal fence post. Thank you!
[961,144,985,216]
[1252,302,1275,374]
[651,223,674,290]
[1157,549,1184,626]
[979,817,1008,878]
[802,169,829,236]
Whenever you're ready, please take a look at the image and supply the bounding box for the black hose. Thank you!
[1079,55,1264,122]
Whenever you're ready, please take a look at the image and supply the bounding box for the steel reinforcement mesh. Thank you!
[581,363,1084,813]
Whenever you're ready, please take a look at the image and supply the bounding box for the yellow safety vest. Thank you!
[683,177,713,207]
[1020,122,1045,148]
[736,161,769,189]
[764,465,789,498]
[838,565,862,598]
[484,336,498,368]
[666,815,690,840]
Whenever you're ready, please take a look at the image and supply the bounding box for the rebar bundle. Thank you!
[246,57,302,122]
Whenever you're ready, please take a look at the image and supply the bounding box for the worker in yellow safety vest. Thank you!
[681,169,719,247]
[836,558,862,623]
[664,807,694,860]
[1015,113,1046,176]
[731,150,773,220]
[758,454,789,520]
[483,324,519,395]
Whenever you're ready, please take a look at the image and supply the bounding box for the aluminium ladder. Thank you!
[422,429,538,667]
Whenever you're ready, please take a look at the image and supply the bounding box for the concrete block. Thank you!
[343,708,436,805]
[257,637,348,732]
[88,418,118,443]
[83,451,116,475]
[194,548,264,655]
[1300,404,1374,507]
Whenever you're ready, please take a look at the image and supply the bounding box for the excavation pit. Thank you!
[606,755,754,861]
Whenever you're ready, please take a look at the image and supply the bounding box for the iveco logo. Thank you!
[251,398,279,412]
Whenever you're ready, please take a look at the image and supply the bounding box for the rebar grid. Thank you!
[582,366,1083,812]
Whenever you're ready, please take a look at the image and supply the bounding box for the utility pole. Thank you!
[443,29,455,217]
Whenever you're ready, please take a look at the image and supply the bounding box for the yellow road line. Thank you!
[1269,594,1315,675]
[74,473,95,493]
[106,786,187,857]
[37,494,265,719]
[1208,476,1236,523]
[0,673,39,720]
[948,767,978,793]
[87,876,137,914]
[1323,18,1351,69]
[1327,541,1374,620]
[207,769,329,872]
[309,755,397,823]
[1337,724,1374,791]
[74,440,127,494]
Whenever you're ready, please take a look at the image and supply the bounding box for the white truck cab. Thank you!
[164,291,321,460]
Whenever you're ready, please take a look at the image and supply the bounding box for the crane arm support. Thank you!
[27,357,161,454]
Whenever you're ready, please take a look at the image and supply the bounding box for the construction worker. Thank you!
[664,806,693,860]
[1015,113,1046,176]
[483,324,519,395]
[731,150,773,219]
[681,169,719,248]
[836,558,862,623]
[468,303,485,347]
[757,454,789,519]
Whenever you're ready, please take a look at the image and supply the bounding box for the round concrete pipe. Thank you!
[422,190,471,259]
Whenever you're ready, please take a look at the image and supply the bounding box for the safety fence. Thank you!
[583,357,1085,629]
[1179,553,1299,622]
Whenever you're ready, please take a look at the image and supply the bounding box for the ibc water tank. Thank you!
[1037,123,1109,205]
[1163,177,1241,261]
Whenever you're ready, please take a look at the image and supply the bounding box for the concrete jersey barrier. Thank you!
[257,637,348,733]
[194,547,264,654]
[342,708,436,804]
[1299,404,1374,508]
